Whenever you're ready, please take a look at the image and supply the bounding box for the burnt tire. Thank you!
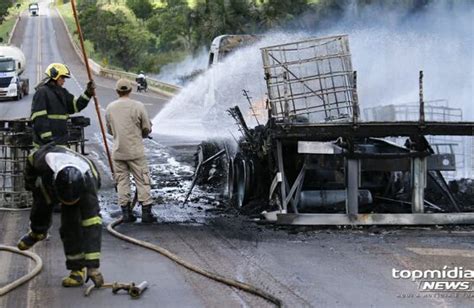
[231,155,254,208]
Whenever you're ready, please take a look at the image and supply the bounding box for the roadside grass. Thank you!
[0,18,16,43]
[0,0,29,43]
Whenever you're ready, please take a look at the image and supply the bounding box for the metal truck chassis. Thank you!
[270,121,474,225]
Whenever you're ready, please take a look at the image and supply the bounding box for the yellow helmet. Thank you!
[45,63,71,80]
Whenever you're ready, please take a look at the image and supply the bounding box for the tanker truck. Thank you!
[0,45,29,101]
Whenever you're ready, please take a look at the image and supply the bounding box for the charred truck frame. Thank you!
[196,35,474,225]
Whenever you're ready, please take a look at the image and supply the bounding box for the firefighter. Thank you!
[105,78,156,223]
[31,63,95,147]
[18,144,104,288]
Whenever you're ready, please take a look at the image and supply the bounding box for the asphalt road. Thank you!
[0,1,473,308]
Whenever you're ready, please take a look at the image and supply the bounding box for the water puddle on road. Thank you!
[97,137,226,226]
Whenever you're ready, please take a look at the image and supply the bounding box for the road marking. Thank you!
[407,247,474,258]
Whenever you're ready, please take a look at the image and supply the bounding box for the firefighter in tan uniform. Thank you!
[105,79,156,223]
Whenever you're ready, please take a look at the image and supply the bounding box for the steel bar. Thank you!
[271,122,474,140]
[352,71,359,126]
[419,71,425,126]
[267,52,325,102]
[261,34,347,50]
[269,87,353,105]
[276,140,287,211]
[283,161,306,212]
[277,213,474,225]
[263,53,352,70]
[411,157,426,213]
[346,159,359,217]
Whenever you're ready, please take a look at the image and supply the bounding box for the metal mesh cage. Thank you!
[261,35,355,123]
[0,120,33,208]
[364,100,470,179]
[0,117,90,208]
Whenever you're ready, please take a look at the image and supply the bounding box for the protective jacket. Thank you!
[25,143,101,193]
[25,144,102,270]
[31,81,91,146]
[105,97,152,160]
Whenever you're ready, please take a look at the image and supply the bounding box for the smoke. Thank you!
[152,33,303,139]
[152,0,473,140]
[329,0,474,119]
[152,47,209,86]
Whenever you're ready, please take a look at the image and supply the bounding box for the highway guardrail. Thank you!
[55,7,181,98]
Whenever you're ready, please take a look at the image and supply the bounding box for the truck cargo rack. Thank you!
[228,35,474,225]
[0,117,90,209]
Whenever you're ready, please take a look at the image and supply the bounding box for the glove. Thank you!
[85,80,96,97]
[24,176,36,191]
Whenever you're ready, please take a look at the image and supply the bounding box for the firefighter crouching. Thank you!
[18,144,104,288]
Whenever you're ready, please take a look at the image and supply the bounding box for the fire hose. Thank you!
[69,0,280,303]
[0,245,43,297]
[107,218,283,307]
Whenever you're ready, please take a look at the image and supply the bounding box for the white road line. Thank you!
[70,73,83,91]
[406,247,474,258]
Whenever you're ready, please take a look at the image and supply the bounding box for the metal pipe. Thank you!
[346,159,359,217]
[129,281,149,298]
[70,0,114,177]
[352,71,359,126]
[419,70,425,126]
[412,157,426,213]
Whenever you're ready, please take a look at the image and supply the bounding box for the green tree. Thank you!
[106,24,153,70]
[259,0,310,28]
[126,0,154,20]
[192,0,258,48]
[80,5,154,70]
[0,1,14,24]
[147,0,194,51]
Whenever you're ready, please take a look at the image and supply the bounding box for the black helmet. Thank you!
[54,166,85,205]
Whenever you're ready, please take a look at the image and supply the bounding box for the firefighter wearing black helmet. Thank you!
[18,143,104,288]
[30,63,96,147]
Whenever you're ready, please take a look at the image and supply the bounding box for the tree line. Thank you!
[73,0,448,73]
[0,0,16,24]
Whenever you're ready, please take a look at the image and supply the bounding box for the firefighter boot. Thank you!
[17,231,46,250]
[62,268,85,287]
[86,268,104,288]
[121,203,136,223]
[141,205,157,223]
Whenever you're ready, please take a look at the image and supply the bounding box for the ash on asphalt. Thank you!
[99,138,230,226]
[97,137,474,237]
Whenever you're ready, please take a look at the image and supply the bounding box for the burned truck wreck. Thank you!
[191,35,474,225]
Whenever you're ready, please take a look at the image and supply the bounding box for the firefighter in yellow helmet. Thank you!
[30,63,95,147]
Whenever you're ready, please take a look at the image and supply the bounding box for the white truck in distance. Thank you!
[0,45,29,101]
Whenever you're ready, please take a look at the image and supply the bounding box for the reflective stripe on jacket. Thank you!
[31,81,90,146]
[25,144,101,194]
